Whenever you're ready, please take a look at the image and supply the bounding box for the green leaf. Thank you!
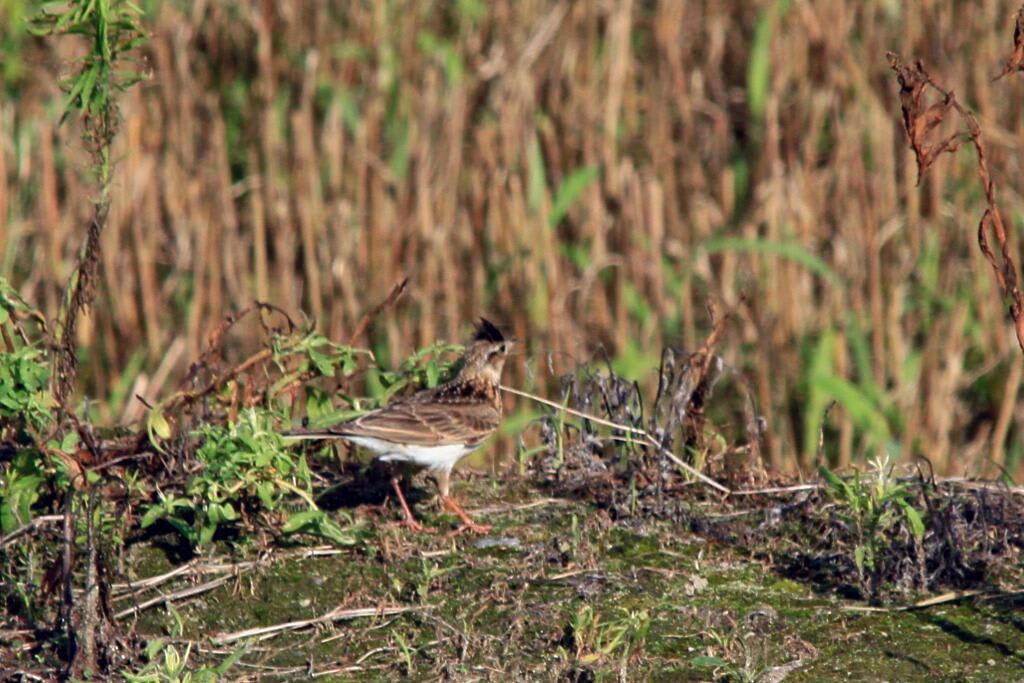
[747,0,790,121]
[166,517,197,545]
[213,644,248,675]
[818,465,848,498]
[690,655,728,668]
[77,62,100,111]
[387,116,410,180]
[813,373,892,445]
[549,165,599,227]
[526,133,547,215]
[898,500,925,541]
[140,506,164,528]
[700,235,843,287]
[340,353,356,375]
[1,502,18,535]
[308,349,334,377]
[314,516,356,546]
[282,509,356,546]
[425,362,439,387]
[60,430,81,451]
[148,408,171,439]
[61,61,96,119]
[305,386,332,419]
[256,480,275,508]
[144,637,167,660]
[802,327,836,465]
[281,509,321,533]
[853,544,866,571]
[198,520,216,548]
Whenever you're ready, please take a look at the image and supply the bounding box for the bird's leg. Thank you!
[441,495,493,535]
[435,470,492,535]
[389,476,436,534]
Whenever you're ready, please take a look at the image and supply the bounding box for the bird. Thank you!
[283,318,513,534]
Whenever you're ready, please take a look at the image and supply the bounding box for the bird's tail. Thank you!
[280,429,347,441]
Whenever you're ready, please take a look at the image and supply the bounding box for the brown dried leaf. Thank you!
[887,54,965,184]
[994,6,1024,81]
[890,50,1024,353]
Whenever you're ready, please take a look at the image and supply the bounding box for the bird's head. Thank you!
[459,318,514,382]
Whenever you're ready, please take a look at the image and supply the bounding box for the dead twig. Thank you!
[114,575,233,620]
[0,515,64,549]
[110,561,199,600]
[467,497,569,515]
[841,589,990,612]
[728,484,822,496]
[212,605,419,645]
[345,277,410,348]
[162,301,297,412]
[110,546,343,601]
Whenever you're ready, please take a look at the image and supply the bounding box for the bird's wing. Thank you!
[341,401,500,447]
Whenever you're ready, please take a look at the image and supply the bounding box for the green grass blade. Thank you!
[549,165,599,227]
[747,0,790,121]
[700,235,844,287]
[813,373,892,445]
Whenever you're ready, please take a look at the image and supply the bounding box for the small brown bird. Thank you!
[284,319,513,534]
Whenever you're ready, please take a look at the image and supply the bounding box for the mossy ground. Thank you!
[118,476,1024,682]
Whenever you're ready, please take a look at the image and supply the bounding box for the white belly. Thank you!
[345,436,480,473]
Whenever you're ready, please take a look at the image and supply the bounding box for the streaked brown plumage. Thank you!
[284,318,512,533]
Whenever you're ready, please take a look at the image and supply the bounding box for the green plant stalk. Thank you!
[31,0,147,406]
[819,455,928,600]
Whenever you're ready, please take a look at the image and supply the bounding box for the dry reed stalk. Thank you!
[990,352,1023,469]
[0,109,6,252]
[248,158,270,303]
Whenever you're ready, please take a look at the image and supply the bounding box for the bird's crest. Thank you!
[473,318,505,343]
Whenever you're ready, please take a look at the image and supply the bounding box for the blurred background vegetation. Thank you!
[1,0,1022,477]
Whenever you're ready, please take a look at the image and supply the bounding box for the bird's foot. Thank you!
[387,476,437,534]
[441,495,492,536]
[445,520,493,537]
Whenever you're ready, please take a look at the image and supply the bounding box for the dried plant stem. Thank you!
[345,277,410,347]
[500,384,731,494]
[160,301,296,411]
[111,547,342,601]
[212,605,418,645]
[114,576,233,621]
[842,589,989,612]
[0,515,64,548]
[990,353,1022,466]
[888,52,1024,353]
